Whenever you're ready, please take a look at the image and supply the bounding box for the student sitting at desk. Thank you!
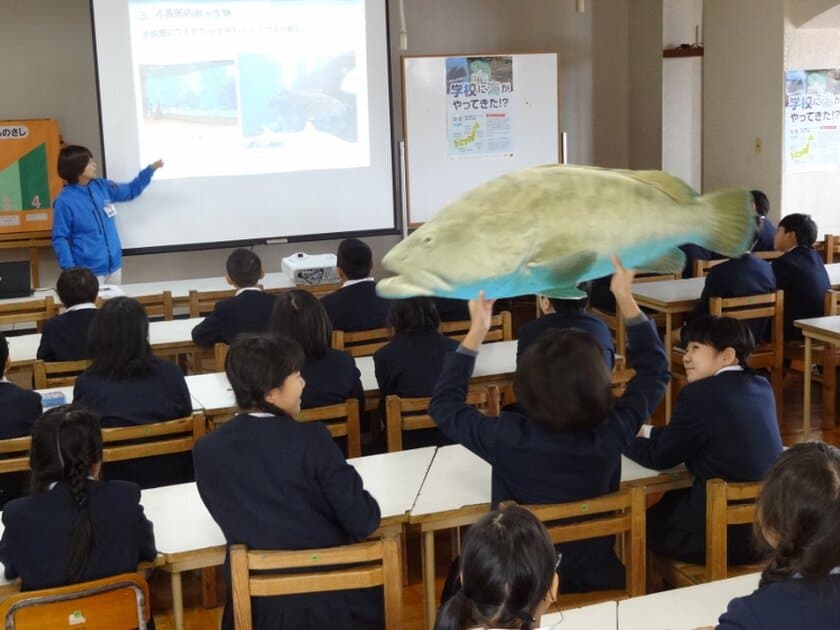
[191,248,277,347]
[710,442,840,630]
[374,297,458,448]
[517,294,614,368]
[625,316,782,566]
[0,333,43,508]
[750,189,776,252]
[270,289,363,411]
[430,258,670,594]
[0,406,156,591]
[37,267,99,362]
[771,213,831,341]
[320,238,390,332]
[74,297,193,488]
[435,506,559,630]
[194,334,382,630]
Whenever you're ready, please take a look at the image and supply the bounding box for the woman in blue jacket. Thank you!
[52,145,163,285]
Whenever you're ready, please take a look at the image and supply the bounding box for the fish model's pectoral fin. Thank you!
[527,251,597,288]
[639,248,686,274]
[614,170,699,203]
[540,286,588,299]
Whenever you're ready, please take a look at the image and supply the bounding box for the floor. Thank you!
[149,368,839,629]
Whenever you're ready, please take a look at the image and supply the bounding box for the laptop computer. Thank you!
[0,261,34,299]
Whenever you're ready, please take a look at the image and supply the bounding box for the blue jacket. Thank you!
[52,166,155,275]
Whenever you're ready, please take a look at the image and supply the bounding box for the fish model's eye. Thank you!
[423,236,433,245]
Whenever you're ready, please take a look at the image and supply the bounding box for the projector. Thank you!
[281,252,340,286]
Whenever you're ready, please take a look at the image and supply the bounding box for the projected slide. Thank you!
[127,0,370,179]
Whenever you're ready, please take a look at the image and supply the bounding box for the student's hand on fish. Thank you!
[609,256,643,320]
[462,290,495,352]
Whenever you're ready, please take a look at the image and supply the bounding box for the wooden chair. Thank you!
[438,310,513,343]
[213,342,229,372]
[188,288,237,318]
[332,327,391,357]
[135,291,174,321]
[384,386,500,452]
[101,413,205,464]
[0,572,151,629]
[297,399,362,458]
[752,250,782,261]
[650,478,762,588]
[288,282,343,299]
[0,435,32,475]
[819,234,840,264]
[0,296,57,331]
[518,484,646,608]
[230,537,402,630]
[32,359,91,389]
[692,258,727,278]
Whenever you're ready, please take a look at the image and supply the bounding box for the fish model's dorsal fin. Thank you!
[639,248,686,274]
[614,170,699,204]
[540,286,588,299]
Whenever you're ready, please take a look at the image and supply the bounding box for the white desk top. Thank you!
[631,277,706,306]
[827,262,840,286]
[618,572,760,630]
[540,601,616,629]
[411,444,667,518]
[99,271,294,301]
[139,447,437,556]
[35,386,204,413]
[794,314,840,339]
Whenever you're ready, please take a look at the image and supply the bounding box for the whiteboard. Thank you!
[402,52,560,225]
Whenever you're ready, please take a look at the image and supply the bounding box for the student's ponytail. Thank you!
[65,449,95,583]
[434,591,479,630]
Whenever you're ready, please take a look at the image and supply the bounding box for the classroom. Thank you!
[0,1,839,629]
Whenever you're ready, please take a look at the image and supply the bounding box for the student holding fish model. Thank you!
[429,257,670,593]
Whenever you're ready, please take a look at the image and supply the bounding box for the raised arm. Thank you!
[105,160,162,202]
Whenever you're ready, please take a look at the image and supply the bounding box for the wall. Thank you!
[628,0,664,169]
[782,17,840,235]
[1,0,636,286]
[703,0,785,221]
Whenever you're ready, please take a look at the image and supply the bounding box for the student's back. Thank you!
[772,246,830,339]
[750,189,776,252]
[691,253,776,342]
[321,237,390,331]
[36,267,100,362]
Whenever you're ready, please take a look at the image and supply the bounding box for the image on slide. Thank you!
[128,0,370,179]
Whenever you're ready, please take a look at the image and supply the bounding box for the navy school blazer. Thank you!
[320,281,391,332]
[374,332,459,399]
[73,357,194,489]
[624,369,782,562]
[300,348,364,410]
[191,289,277,347]
[0,479,156,591]
[752,216,777,252]
[36,307,98,362]
[0,382,43,508]
[516,310,615,368]
[429,318,669,591]
[771,246,831,340]
[193,413,382,630]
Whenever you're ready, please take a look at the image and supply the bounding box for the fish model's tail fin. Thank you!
[697,188,755,258]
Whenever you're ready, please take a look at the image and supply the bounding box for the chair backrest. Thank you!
[520,484,646,598]
[132,291,174,321]
[709,290,784,353]
[188,288,237,318]
[753,250,782,261]
[705,478,761,581]
[0,296,57,329]
[439,310,513,343]
[826,289,840,316]
[693,258,728,278]
[231,536,402,630]
[32,359,91,389]
[214,342,229,372]
[286,282,343,299]
[0,572,151,630]
[332,327,391,357]
[297,399,361,458]
[384,386,500,452]
[823,234,840,264]
[0,435,32,475]
[101,413,205,463]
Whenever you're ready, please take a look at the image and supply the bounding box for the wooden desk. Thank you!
[409,444,669,629]
[541,600,617,629]
[794,315,840,438]
[617,572,759,629]
[141,447,436,630]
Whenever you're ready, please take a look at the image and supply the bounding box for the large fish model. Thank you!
[377,164,755,300]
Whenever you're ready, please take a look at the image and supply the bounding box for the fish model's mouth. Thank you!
[376,269,454,298]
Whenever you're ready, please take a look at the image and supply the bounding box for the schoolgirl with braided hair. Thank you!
[0,405,156,590]
[435,506,559,630]
[709,441,840,630]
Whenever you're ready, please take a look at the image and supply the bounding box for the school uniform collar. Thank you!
[0,377,8,384]
[48,477,97,491]
[341,277,374,288]
[65,302,97,313]
[714,365,744,376]
[793,566,840,579]
[247,412,276,418]
[235,286,263,296]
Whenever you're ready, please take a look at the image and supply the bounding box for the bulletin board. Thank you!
[0,118,61,234]
[402,52,560,226]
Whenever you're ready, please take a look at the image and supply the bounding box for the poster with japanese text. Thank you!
[785,69,840,171]
[446,56,513,158]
